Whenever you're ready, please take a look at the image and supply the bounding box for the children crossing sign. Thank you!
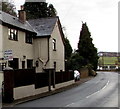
[4,50,13,60]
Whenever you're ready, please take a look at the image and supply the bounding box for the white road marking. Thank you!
[101,80,109,90]
[65,80,110,107]
[86,80,109,98]
[65,103,75,107]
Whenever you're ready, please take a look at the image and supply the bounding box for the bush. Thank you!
[85,64,97,76]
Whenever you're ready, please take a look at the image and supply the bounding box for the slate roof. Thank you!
[0,11,36,33]
[28,17,58,37]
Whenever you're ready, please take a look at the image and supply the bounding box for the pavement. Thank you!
[2,76,93,107]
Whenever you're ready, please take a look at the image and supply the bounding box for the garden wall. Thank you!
[3,69,74,102]
[80,68,89,78]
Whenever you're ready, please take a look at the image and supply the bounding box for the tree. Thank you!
[48,4,56,17]
[64,37,72,59]
[0,0,17,16]
[70,52,84,70]
[23,2,57,19]
[77,22,99,70]
[64,37,73,71]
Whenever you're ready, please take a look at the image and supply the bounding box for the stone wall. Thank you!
[80,68,89,78]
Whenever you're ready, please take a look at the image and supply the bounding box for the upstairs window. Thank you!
[26,32,33,44]
[52,39,56,51]
[8,28,18,41]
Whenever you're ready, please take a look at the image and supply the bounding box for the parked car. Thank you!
[74,70,80,81]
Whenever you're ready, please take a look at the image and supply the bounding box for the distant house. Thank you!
[0,8,65,72]
[98,52,120,70]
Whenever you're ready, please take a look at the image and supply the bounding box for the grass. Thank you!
[99,57,119,65]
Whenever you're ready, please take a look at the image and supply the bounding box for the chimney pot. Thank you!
[21,5,24,10]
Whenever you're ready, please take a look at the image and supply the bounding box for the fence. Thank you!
[55,71,74,84]
[14,69,35,87]
[35,72,49,89]
[2,68,35,103]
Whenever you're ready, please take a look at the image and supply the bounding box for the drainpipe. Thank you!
[44,37,50,66]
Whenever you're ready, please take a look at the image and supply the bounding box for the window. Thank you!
[26,32,33,44]
[8,28,18,41]
[52,39,56,51]
[27,59,33,69]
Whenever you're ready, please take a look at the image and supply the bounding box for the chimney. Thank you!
[18,6,26,23]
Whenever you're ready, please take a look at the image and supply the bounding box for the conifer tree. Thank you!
[64,37,73,71]
[78,22,98,70]
[23,2,57,19]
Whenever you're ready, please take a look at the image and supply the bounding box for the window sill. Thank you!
[25,42,33,44]
[9,38,18,41]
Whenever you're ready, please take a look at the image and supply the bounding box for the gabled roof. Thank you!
[28,17,58,37]
[0,11,36,33]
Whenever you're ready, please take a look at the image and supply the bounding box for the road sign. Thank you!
[4,50,13,61]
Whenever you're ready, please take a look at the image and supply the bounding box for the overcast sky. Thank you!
[14,0,119,52]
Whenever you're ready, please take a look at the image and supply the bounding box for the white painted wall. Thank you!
[33,38,49,72]
[2,26,34,69]
[0,25,3,59]
[14,85,35,100]
[49,21,65,72]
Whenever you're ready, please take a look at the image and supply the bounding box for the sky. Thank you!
[13,0,119,52]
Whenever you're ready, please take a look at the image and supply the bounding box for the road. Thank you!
[15,71,119,107]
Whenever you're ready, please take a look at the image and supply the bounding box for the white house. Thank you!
[0,8,65,72]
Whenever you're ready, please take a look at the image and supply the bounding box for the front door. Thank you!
[9,58,19,69]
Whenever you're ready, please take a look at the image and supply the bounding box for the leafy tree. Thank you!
[77,22,99,70]
[23,2,57,19]
[70,52,84,70]
[64,37,73,71]
[0,0,17,16]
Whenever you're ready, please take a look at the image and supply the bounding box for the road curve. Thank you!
[16,71,119,107]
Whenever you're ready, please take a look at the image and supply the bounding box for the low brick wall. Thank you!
[13,80,75,100]
[3,69,74,102]
[55,80,75,89]
[14,85,35,100]
[80,68,89,78]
